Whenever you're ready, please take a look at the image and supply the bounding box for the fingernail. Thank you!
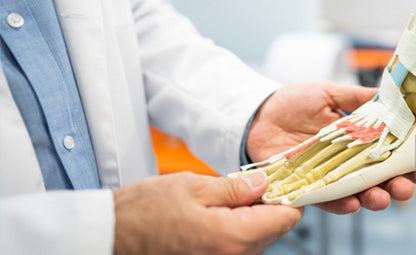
[242,171,267,189]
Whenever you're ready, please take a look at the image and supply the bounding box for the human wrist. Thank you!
[113,188,145,255]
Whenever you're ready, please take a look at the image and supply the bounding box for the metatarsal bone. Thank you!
[285,134,395,202]
[323,150,391,185]
[293,140,350,177]
[278,143,370,196]
[285,140,331,168]
[305,143,370,182]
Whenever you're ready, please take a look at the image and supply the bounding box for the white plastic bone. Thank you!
[266,128,413,206]
[229,15,416,206]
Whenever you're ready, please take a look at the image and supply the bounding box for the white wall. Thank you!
[170,0,321,63]
[322,0,416,32]
[170,0,416,63]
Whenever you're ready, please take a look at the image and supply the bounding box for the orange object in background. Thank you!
[151,127,219,176]
[349,48,395,87]
[350,48,394,69]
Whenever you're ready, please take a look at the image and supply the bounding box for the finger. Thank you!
[314,195,361,215]
[356,186,391,211]
[196,171,268,208]
[326,85,378,112]
[222,204,304,241]
[402,171,416,183]
[380,176,415,201]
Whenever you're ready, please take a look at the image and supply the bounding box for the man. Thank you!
[0,0,414,254]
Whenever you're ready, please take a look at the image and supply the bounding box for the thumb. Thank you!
[328,85,378,112]
[197,171,268,208]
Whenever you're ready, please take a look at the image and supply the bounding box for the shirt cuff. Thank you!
[239,114,255,166]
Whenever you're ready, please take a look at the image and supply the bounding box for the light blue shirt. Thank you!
[0,0,251,189]
[0,0,100,190]
[240,115,254,166]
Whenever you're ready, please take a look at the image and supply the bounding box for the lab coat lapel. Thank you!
[54,0,121,188]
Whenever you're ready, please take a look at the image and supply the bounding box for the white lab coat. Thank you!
[0,0,279,254]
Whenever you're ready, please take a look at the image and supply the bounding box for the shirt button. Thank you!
[7,13,24,29]
[63,136,75,150]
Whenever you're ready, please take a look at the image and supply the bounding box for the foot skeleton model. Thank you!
[229,16,416,207]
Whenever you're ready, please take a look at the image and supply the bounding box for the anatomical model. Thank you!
[229,16,416,206]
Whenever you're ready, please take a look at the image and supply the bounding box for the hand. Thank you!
[113,171,303,255]
[246,82,415,214]
[315,172,415,214]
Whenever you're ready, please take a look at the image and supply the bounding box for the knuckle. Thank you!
[223,179,242,203]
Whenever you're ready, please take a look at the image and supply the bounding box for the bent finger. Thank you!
[225,204,304,240]
[356,186,391,211]
[380,176,415,201]
[327,85,378,112]
[195,172,268,208]
[402,171,416,183]
[314,195,361,215]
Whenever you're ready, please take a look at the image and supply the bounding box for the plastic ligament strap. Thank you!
[240,15,416,170]
[353,59,414,159]
[390,59,409,86]
[396,16,416,76]
[350,16,416,159]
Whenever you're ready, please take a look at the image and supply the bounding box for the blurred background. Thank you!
[151,1,416,254]
[169,0,415,86]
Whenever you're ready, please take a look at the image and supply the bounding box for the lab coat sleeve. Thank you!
[131,0,282,174]
[0,190,114,255]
